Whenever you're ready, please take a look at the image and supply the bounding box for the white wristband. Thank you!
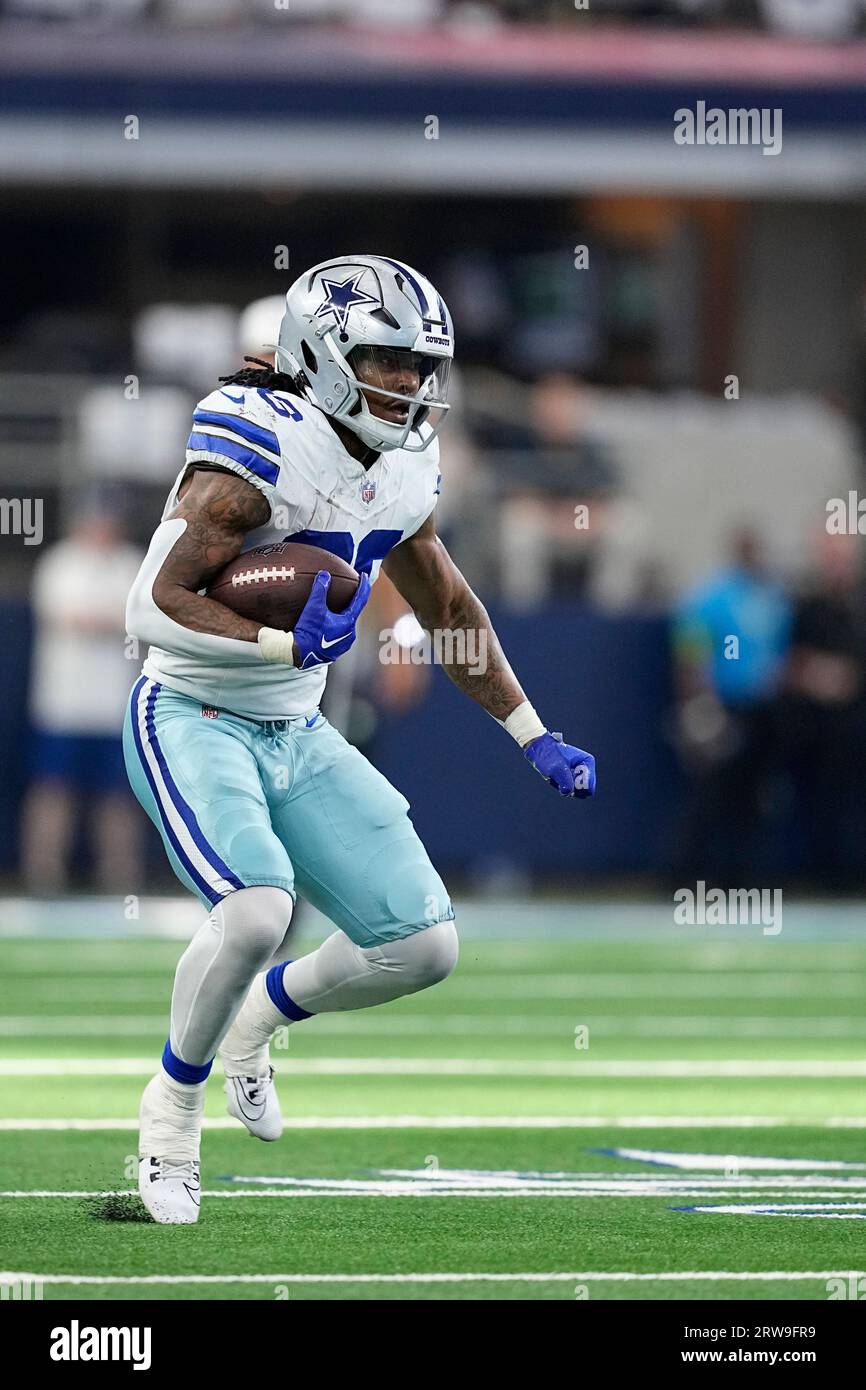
[499,700,546,748]
[257,627,297,666]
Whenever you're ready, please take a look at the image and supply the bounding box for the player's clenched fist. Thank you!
[259,570,371,669]
[524,731,596,798]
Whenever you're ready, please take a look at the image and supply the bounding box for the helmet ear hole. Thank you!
[301,340,318,374]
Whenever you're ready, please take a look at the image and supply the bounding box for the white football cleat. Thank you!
[138,1070,204,1223]
[138,1156,201,1224]
[225,1066,283,1142]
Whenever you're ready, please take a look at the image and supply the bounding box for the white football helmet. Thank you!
[275,254,454,453]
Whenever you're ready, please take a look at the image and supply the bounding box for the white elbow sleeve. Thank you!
[126,519,265,667]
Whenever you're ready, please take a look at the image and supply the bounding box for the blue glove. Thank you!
[293,570,371,669]
[524,731,596,799]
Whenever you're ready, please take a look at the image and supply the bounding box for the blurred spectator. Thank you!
[671,527,793,881]
[20,493,143,894]
[759,0,863,40]
[488,373,619,608]
[134,304,237,395]
[78,385,194,484]
[237,294,284,366]
[778,530,866,888]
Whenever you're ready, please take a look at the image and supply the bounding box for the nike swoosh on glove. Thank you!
[524,731,597,798]
[294,570,371,669]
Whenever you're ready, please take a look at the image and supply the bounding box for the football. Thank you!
[206,541,360,631]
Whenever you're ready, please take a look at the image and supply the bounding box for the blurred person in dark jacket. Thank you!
[778,529,866,888]
[489,373,619,609]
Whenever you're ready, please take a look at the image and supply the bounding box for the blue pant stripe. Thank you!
[143,683,245,893]
[129,677,221,906]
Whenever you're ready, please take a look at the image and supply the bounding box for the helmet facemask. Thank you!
[340,343,451,453]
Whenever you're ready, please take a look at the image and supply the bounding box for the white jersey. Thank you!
[142,383,441,720]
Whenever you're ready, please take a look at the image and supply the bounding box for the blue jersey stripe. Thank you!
[187,431,280,486]
[192,409,280,456]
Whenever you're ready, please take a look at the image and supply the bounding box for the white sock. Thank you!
[219,972,286,1077]
[161,1071,207,1111]
[140,1072,206,1162]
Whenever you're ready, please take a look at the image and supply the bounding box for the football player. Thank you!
[124,255,596,1222]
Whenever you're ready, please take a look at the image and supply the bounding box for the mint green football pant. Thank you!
[123,675,454,948]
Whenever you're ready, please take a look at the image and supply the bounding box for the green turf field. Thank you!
[1,900,866,1301]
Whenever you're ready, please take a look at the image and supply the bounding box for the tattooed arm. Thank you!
[382,510,527,722]
[151,469,269,641]
[126,468,274,663]
[384,510,598,797]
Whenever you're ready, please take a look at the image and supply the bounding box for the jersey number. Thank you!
[258,388,303,421]
[283,528,403,576]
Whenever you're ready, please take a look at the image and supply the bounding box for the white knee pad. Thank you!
[389,919,459,992]
[279,917,458,1015]
[216,886,294,966]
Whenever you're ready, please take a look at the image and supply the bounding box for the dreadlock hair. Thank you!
[221,357,381,466]
[218,355,309,395]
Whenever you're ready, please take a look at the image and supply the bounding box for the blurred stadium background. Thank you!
[2,0,866,895]
[1,0,866,1302]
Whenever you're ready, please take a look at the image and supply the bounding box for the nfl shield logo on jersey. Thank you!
[361,479,377,505]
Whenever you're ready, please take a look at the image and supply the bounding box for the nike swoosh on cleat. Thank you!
[230,1078,265,1120]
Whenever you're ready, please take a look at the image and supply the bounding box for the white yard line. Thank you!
[444,975,866,999]
[0,1018,168,1036]
[685,1204,866,1219]
[3,1057,866,1077]
[2,1014,866,1037]
[1,1270,862,1285]
[0,1115,841,1131]
[4,1180,866,1199]
[604,1148,866,1171]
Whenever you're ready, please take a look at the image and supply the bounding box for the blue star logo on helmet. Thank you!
[314,272,380,334]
